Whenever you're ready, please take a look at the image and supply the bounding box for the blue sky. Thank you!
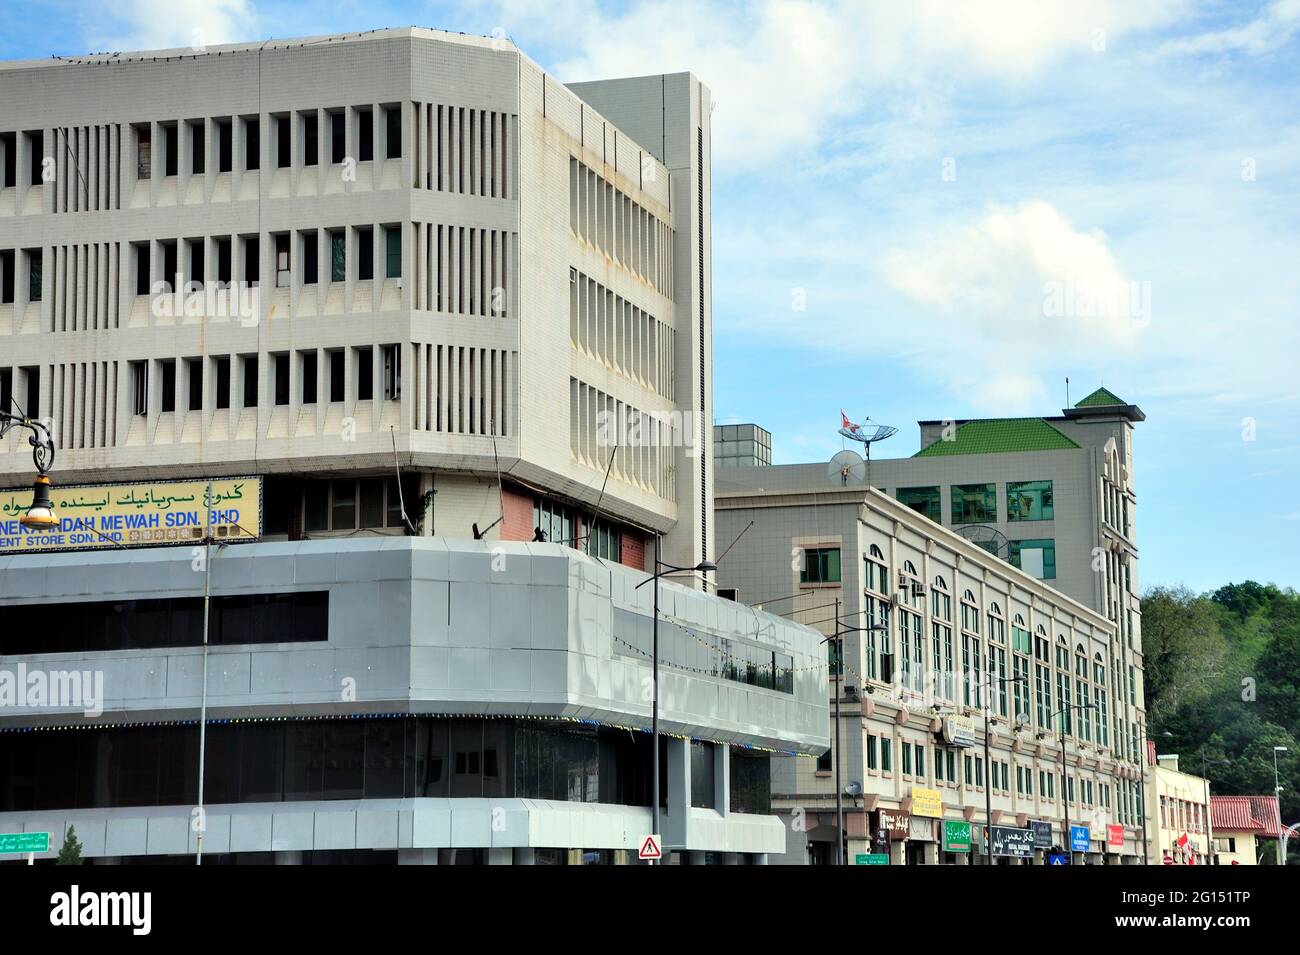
[3,1,1298,593]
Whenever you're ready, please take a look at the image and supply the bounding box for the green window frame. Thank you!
[950,483,997,524]
[1008,538,1057,579]
[881,738,892,773]
[897,485,941,522]
[800,547,841,584]
[1007,480,1054,521]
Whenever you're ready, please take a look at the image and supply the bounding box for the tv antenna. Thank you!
[956,524,1010,561]
[827,449,866,486]
[837,411,897,487]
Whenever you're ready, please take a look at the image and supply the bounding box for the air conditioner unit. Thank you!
[898,571,909,590]
[911,581,926,598]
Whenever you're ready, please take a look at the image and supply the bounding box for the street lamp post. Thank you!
[634,536,716,864]
[820,607,888,866]
[1042,701,1094,863]
[979,674,1028,865]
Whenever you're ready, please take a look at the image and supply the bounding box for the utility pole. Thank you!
[196,480,213,865]
[833,598,844,866]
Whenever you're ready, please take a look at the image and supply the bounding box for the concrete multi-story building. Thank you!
[713,394,1149,864]
[0,26,715,573]
[1146,752,1212,865]
[1210,795,1281,865]
[0,29,828,864]
[714,482,1146,865]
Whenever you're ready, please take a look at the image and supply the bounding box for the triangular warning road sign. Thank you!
[639,835,662,860]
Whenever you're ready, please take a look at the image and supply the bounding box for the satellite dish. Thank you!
[828,449,866,486]
[956,524,1010,561]
[837,411,897,487]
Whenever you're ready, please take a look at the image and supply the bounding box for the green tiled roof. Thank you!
[914,418,1081,457]
[1075,387,1126,408]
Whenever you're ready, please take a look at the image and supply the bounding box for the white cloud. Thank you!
[1160,0,1300,56]
[488,0,1186,167]
[87,0,258,53]
[880,199,1144,351]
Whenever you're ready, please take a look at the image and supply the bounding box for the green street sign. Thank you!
[944,820,972,853]
[0,832,50,854]
[856,853,889,865]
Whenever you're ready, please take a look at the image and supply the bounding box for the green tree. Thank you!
[1141,586,1229,724]
[57,826,84,865]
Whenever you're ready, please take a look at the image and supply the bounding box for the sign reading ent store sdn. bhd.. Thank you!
[0,478,262,554]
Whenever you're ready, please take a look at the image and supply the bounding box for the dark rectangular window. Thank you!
[329,350,344,402]
[358,108,373,162]
[301,351,317,404]
[160,360,176,413]
[384,226,401,278]
[187,357,203,411]
[216,237,232,285]
[21,366,38,419]
[385,106,401,159]
[800,547,841,584]
[26,131,43,186]
[301,232,318,285]
[274,353,289,406]
[0,250,13,303]
[162,241,177,291]
[897,486,941,523]
[244,117,260,170]
[164,124,178,176]
[188,240,204,286]
[276,115,290,168]
[135,243,150,295]
[191,122,205,175]
[0,368,11,414]
[243,235,259,283]
[241,354,257,408]
[360,478,384,528]
[0,592,328,655]
[28,250,42,302]
[356,347,373,400]
[951,483,997,524]
[330,111,346,164]
[215,356,231,409]
[689,741,715,809]
[330,231,345,282]
[217,119,232,172]
[357,228,374,280]
[1,131,14,187]
[302,113,318,166]
[331,479,356,529]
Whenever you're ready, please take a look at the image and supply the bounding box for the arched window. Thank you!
[903,559,918,577]
[864,544,888,595]
[961,589,980,633]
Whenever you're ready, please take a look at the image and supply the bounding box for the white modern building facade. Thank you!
[0,27,714,573]
[0,30,829,864]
